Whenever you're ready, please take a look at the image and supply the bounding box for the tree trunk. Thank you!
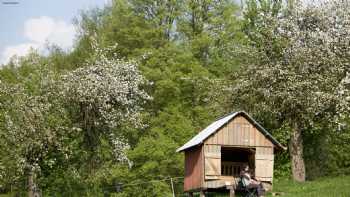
[289,122,306,182]
[28,166,40,197]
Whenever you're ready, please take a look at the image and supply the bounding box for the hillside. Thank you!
[200,176,350,197]
[269,175,350,197]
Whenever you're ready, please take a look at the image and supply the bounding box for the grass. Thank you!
[1,176,350,196]
[268,175,350,197]
[190,175,350,197]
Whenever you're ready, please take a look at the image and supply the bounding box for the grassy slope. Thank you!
[269,175,350,197]
[1,176,349,196]
[198,175,350,197]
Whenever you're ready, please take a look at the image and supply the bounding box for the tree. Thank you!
[234,0,350,182]
[70,1,241,195]
[0,62,67,197]
[130,0,184,40]
[179,0,243,74]
[104,39,230,195]
[95,0,175,58]
[60,39,150,172]
[242,0,284,60]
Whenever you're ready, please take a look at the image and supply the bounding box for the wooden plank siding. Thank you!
[204,145,221,180]
[255,147,274,182]
[204,115,273,148]
[184,145,204,192]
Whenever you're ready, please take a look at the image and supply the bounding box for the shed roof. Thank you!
[177,111,286,152]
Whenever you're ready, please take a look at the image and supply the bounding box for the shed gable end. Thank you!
[204,115,273,147]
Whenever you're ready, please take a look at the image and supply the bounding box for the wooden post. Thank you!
[229,187,235,197]
[170,177,175,197]
[227,185,235,197]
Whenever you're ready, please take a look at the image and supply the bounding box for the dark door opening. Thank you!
[221,147,255,177]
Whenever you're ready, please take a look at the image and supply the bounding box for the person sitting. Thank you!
[240,165,265,197]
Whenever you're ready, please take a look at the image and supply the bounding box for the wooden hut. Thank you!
[177,111,286,196]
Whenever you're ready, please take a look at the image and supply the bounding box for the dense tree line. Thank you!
[0,0,350,196]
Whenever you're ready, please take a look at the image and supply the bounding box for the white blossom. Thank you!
[235,0,350,126]
[60,38,150,161]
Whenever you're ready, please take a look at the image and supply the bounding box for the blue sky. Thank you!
[0,0,109,64]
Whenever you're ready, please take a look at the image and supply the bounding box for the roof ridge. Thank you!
[213,111,239,121]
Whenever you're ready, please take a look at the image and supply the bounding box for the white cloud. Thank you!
[1,16,76,65]
[24,16,75,48]
[1,43,39,64]
[24,16,57,44]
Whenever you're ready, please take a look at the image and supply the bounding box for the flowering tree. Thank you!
[0,73,66,197]
[0,40,150,195]
[60,40,150,169]
[235,0,350,181]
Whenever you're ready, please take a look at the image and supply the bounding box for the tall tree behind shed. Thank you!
[235,0,350,182]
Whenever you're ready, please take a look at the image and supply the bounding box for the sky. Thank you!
[0,0,319,65]
[0,0,109,65]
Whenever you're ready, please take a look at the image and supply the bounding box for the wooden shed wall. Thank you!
[204,115,273,147]
[204,144,221,179]
[184,145,203,191]
[255,147,274,182]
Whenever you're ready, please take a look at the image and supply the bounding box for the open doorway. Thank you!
[221,147,255,177]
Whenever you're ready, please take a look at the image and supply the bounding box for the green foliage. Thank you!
[0,0,240,195]
[2,0,350,196]
[303,122,350,179]
[242,0,285,60]
[0,55,72,195]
